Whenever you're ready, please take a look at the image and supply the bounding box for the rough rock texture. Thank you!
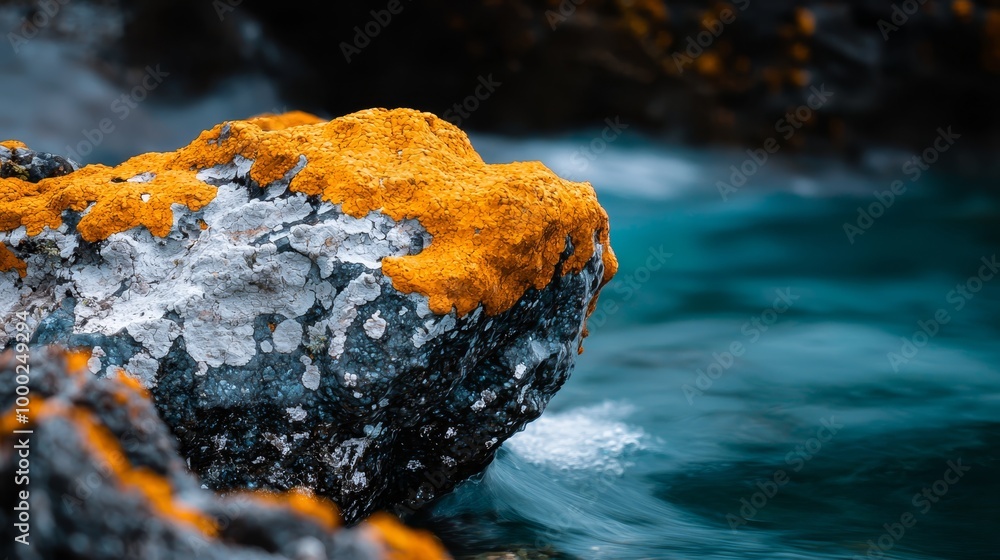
[105,1,1000,164]
[0,346,450,560]
[0,109,617,523]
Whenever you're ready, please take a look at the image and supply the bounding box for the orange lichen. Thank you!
[0,150,217,241]
[243,487,341,530]
[367,512,451,560]
[115,369,151,399]
[71,405,219,535]
[1,140,27,150]
[0,108,618,317]
[65,348,92,374]
[795,8,815,36]
[0,243,26,277]
[246,110,326,131]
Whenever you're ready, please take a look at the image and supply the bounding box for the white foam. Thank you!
[505,402,647,475]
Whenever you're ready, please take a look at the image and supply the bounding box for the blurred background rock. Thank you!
[4,2,1000,559]
[3,0,1000,176]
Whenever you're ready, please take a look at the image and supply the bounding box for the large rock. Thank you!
[0,109,617,523]
[0,346,449,560]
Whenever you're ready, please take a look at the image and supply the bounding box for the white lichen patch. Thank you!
[286,405,307,422]
[125,351,159,389]
[322,273,381,359]
[471,389,497,412]
[212,434,228,451]
[87,346,105,374]
[301,355,321,391]
[127,172,156,183]
[263,432,291,456]
[126,318,181,359]
[272,319,303,353]
[288,210,426,274]
[346,471,368,493]
[514,363,527,380]
[363,310,387,339]
[412,314,456,348]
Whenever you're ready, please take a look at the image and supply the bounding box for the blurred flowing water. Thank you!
[420,134,1000,559]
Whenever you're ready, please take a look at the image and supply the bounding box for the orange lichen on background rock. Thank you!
[1,139,27,149]
[65,349,90,372]
[366,513,452,560]
[243,487,342,530]
[0,108,617,317]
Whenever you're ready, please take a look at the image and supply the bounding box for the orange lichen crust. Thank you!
[0,140,27,150]
[0,108,617,316]
[366,513,452,560]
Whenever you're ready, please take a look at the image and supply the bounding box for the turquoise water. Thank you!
[423,135,1000,559]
